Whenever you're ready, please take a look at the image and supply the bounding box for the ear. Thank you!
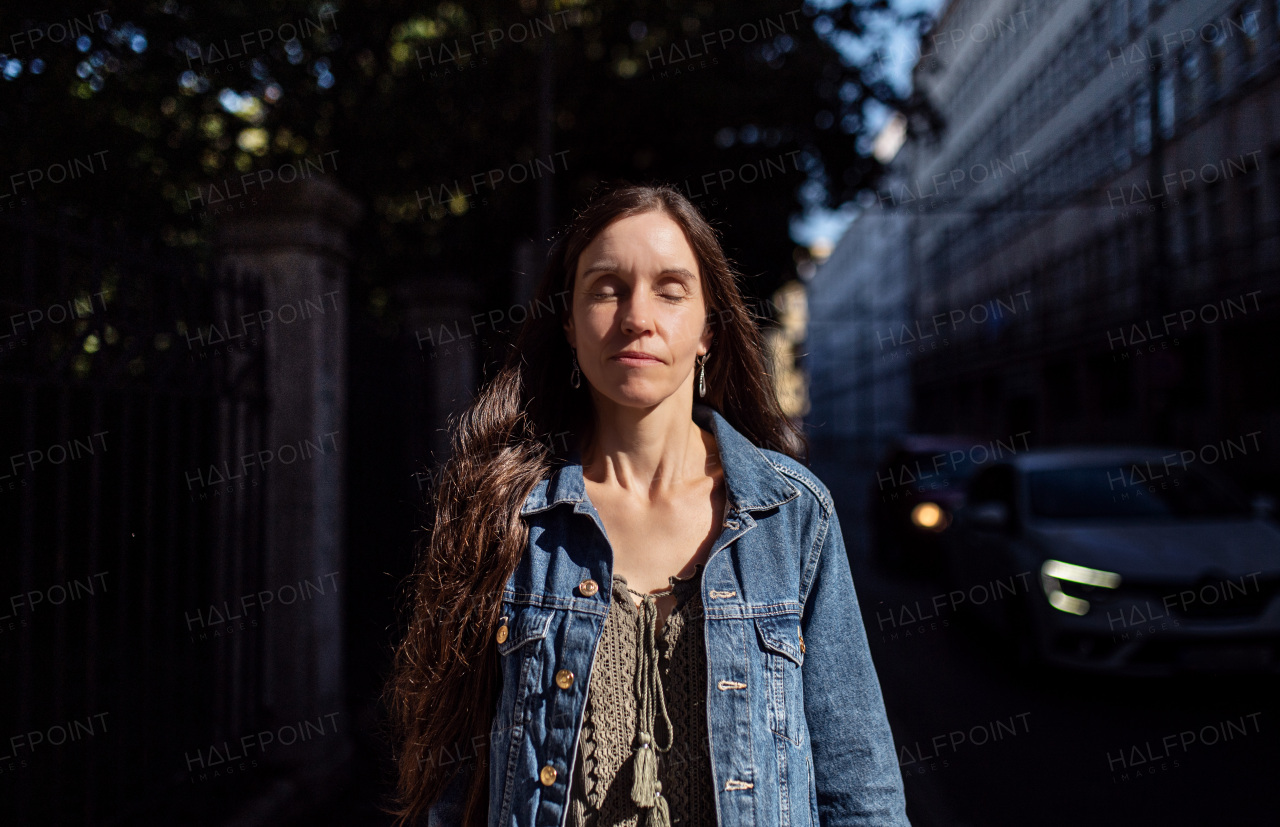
[562,268,578,350]
[563,314,576,351]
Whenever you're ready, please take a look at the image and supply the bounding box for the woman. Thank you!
[386,184,908,826]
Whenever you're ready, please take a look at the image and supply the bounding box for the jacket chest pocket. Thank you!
[492,604,555,827]
[754,613,806,747]
[496,605,554,727]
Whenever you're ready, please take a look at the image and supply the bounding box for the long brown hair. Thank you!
[384,182,807,825]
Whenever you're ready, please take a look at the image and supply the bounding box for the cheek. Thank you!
[576,307,615,342]
[671,307,707,340]
[584,305,614,327]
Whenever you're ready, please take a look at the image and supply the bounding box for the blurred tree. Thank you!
[0,0,935,328]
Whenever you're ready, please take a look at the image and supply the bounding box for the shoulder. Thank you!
[755,450,842,606]
[756,448,834,519]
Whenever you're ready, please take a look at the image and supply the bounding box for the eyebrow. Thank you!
[580,262,698,282]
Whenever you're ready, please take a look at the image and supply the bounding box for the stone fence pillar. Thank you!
[213,175,363,783]
[396,276,482,468]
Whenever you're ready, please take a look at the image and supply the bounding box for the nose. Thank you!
[620,288,654,336]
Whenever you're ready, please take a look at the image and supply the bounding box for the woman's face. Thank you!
[564,210,712,412]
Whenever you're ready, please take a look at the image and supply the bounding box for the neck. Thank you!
[580,392,717,495]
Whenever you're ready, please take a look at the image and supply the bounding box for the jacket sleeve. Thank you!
[427,756,475,826]
[801,500,910,826]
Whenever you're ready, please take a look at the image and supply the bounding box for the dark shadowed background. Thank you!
[2,1,1278,825]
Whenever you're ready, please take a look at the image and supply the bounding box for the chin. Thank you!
[597,383,677,409]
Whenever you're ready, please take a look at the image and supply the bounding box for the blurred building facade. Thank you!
[805,196,913,481]
[809,0,1280,492]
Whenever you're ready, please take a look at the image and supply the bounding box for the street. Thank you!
[815,456,1279,827]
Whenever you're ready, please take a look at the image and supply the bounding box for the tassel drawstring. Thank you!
[629,592,673,827]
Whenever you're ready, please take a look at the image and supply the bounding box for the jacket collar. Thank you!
[520,402,800,516]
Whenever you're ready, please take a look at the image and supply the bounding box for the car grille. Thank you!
[1130,638,1280,671]
[1124,578,1279,621]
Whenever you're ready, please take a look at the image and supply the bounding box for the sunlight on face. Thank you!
[564,210,712,410]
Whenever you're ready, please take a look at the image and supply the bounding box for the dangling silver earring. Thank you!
[697,352,708,398]
[570,349,581,389]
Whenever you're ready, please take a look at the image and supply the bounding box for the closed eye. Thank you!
[588,293,691,303]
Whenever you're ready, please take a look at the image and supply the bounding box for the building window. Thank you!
[1157,68,1176,138]
[1161,196,1179,261]
[1091,6,1107,66]
[1243,175,1261,252]
[1207,28,1227,98]
[1104,230,1120,283]
[1180,48,1201,116]
[1117,220,1134,271]
[1133,87,1152,155]
[1182,190,1200,263]
[1113,106,1132,171]
[1111,0,1129,47]
[1133,212,1153,263]
[1206,182,1227,254]
[1238,3,1262,73]
[1082,129,1098,188]
[1088,235,1105,287]
[1130,0,1149,34]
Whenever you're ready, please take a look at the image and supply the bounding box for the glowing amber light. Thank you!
[911,502,944,530]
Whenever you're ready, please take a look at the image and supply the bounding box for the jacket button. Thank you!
[555,669,575,689]
[540,764,558,785]
[496,624,509,644]
[798,630,805,654]
[578,578,599,596]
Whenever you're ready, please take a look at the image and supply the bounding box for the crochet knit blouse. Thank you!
[567,562,717,827]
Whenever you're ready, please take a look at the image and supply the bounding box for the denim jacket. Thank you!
[428,403,909,826]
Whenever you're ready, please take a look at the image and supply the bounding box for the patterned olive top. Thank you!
[567,562,717,827]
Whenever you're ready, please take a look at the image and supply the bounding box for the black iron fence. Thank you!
[0,207,268,825]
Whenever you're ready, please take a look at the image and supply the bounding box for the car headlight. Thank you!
[910,501,951,532]
[1040,559,1122,615]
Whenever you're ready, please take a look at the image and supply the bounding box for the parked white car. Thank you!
[944,447,1280,675]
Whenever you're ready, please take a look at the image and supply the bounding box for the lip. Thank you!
[611,350,663,364]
